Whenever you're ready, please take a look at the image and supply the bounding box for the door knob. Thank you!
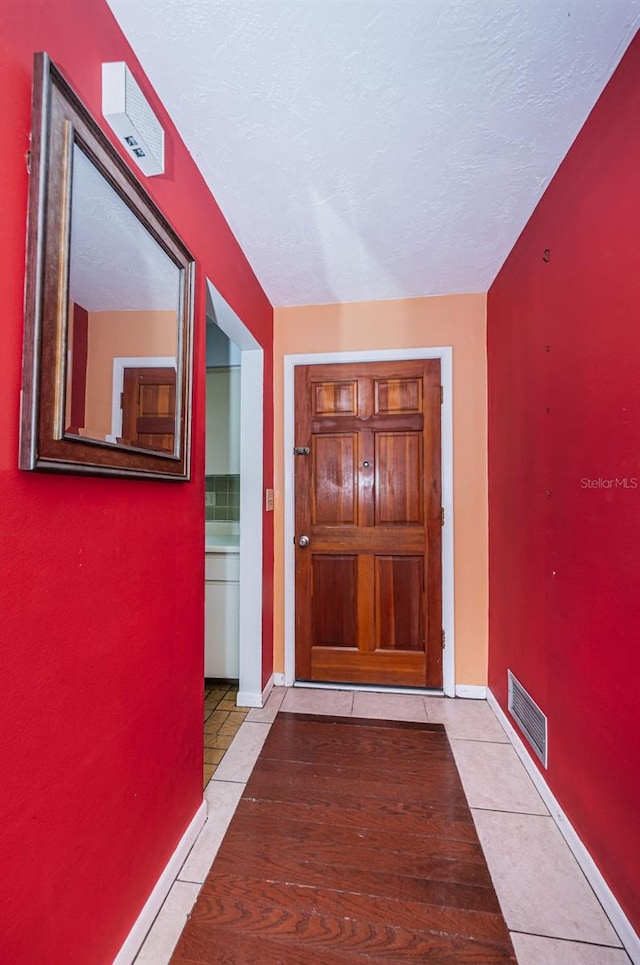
[298,535,310,548]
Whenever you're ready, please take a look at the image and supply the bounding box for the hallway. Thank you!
[136,690,629,965]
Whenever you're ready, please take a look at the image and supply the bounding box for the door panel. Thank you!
[375,555,425,652]
[295,359,443,689]
[312,434,357,525]
[374,376,422,414]
[375,432,423,524]
[313,380,358,416]
[312,555,358,649]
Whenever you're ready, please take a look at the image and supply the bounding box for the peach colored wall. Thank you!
[273,293,488,687]
[83,308,177,439]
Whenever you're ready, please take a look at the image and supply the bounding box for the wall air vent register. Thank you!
[508,670,548,768]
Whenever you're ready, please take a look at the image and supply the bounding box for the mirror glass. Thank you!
[20,53,195,480]
[66,145,180,453]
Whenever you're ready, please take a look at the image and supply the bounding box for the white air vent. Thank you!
[508,670,548,768]
[102,62,165,176]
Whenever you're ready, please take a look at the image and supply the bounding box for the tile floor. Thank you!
[135,687,633,965]
[202,683,250,787]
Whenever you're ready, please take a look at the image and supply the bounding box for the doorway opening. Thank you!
[205,280,264,706]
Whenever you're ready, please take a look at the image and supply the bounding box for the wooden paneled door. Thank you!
[294,360,443,688]
[120,366,176,452]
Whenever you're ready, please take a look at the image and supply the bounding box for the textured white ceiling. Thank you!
[107,0,639,307]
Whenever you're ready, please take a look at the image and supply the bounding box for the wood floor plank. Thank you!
[225,808,486,862]
[237,794,480,842]
[174,914,516,964]
[260,728,455,766]
[172,929,364,965]
[171,711,516,964]
[211,841,501,914]
[245,758,469,808]
[219,812,491,889]
[197,873,513,946]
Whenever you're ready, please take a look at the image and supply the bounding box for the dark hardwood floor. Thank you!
[171,712,516,964]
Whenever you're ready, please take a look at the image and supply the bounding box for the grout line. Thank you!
[509,929,629,951]
[470,806,550,817]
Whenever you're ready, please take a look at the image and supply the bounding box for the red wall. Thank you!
[488,33,640,932]
[0,2,273,962]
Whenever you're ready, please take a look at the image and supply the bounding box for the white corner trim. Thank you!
[283,346,455,696]
[455,684,487,699]
[238,674,275,709]
[112,800,207,965]
[273,672,286,687]
[487,689,640,965]
[236,691,263,708]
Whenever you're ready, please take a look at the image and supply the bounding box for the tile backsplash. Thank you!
[205,474,240,521]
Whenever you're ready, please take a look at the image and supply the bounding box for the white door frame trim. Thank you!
[206,280,264,706]
[283,347,455,697]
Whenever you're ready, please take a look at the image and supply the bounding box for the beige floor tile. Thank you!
[212,721,271,783]
[472,810,621,946]
[204,697,228,708]
[217,724,239,737]
[202,764,216,787]
[203,747,225,765]
[204,732,234,750]
[352,690,429,721]
[178,781,245,885]
[425,696,509,741]
[451,739,548,814]
[218,697,249,711]
[246,686,287,722]
[134,880,200,965]
[511,933,631,964]
[227,707,248,718]
[280,686,354,716]
[218,715,247,736]
[203,710,230,730]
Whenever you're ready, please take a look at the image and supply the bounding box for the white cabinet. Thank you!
[204,550,239,678]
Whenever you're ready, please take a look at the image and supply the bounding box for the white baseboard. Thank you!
[455,684,487,699]
[236,690,263,707]
[112,800,207,965]
[238,674,277,708]
[261,674,275,703]
[487,689,640,965]
[273,672,286,687]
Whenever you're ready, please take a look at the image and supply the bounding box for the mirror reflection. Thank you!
[65,144,180,453]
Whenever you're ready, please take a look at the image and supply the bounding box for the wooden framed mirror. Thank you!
[20,53,195,480]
